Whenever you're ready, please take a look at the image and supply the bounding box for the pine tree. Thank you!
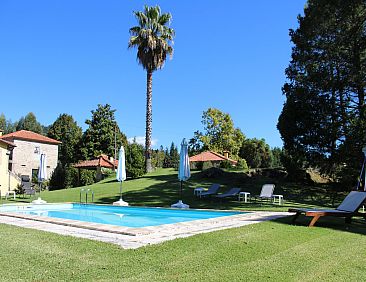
[278,0,366,181]
[48,114,83,165]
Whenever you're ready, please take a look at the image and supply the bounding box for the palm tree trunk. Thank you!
[145,71,153,172]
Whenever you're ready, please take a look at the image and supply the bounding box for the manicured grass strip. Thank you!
[2,168,344,212]
[1,216,366,281]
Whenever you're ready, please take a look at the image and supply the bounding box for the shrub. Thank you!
[49,163,66,190]
[15,183,24,195]
[126,142,145,178]
[195,162,203,170]
[79,169,96,186]
[65,166,79,188]
[220,160,233,169]
[202,161,214,170]
[237,158,249,172]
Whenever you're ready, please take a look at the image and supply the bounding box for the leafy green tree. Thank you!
[278,0,366,181]
[128,5,175,173]
[16,112,43,134]
[188,131,206,156]
[192,108,245,158]
[239,138,272,168]
[126,140,145,178]
[48,114,83,165]
[81,104,127,160]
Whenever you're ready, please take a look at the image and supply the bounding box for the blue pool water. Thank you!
[0,204,242,228]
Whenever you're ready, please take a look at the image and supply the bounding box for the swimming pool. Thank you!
[0,204,242,228]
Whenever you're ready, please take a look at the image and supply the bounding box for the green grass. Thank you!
[1,168,366,281]
[1,168,347,211]
[1,216,366,281]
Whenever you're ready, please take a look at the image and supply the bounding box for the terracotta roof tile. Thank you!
[1,130,61,145]
[74,155,116,169]
[189,151,237,164]
[0,138,16,147]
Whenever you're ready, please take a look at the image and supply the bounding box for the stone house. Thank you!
[0,136,19,195]
[0,130,61,182]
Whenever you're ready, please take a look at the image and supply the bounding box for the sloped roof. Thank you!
[1,130,61,145]
[189,151,237,164]
[74,155,117,169]
[0,138,16,148]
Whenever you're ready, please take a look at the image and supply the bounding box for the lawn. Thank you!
[1,168,365,281]
[1,168,347,211]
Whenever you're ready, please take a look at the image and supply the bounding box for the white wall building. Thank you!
[0,130,61,181]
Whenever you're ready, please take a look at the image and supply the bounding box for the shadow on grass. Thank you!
[274,213,366,235]
[95,170,346,211]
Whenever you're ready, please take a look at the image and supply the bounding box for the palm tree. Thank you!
[128,5,175,173]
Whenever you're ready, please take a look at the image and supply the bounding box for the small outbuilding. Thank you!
[74,154,117,182]
[189,151,237,166]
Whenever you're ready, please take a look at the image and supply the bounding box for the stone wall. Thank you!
[11,139,59,180]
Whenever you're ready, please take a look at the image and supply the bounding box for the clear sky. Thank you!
[0,0,307,149]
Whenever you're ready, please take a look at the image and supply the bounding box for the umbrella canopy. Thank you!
[33,153,47,204]
[171,138,190,209]
[178,138,190,182]
[113,145,128,206]
[38,153,47,183]
[116,146,126,182]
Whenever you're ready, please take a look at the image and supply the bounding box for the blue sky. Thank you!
[0,0,307,149]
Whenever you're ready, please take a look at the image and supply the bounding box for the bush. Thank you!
[220,160,233,169]
[237,158,249,172]
[15,183,24,195]
[79,169,96,186]
[195,162,204,170]
[126,142,145,178]
[202,161,214,170]
[65,166,79,188]
[49,163,66,190]
[49,164,80,190]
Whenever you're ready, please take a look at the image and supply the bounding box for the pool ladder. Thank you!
[80,188,94,204]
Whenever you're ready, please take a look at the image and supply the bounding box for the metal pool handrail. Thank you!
[80,188,94,204]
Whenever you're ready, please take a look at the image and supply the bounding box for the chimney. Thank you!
[109,156,114,163]
[0,129,3,137]
[223,151,229,159]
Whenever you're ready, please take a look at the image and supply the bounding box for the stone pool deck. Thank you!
[0,211,291,249]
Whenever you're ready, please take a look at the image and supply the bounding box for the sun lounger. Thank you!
[214,188,241,199]
[255,184,275,200]
[289,191,366,227]
[21,175,36,197]
[199,183,220,197]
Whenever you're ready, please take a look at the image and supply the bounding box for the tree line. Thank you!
[0,104,182,189]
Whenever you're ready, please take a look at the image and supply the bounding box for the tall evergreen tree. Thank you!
[169,142,179,168]
[128,5,175,173]
[278,0,366,181]
[81,104,127,160]
[48,114,83,165]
